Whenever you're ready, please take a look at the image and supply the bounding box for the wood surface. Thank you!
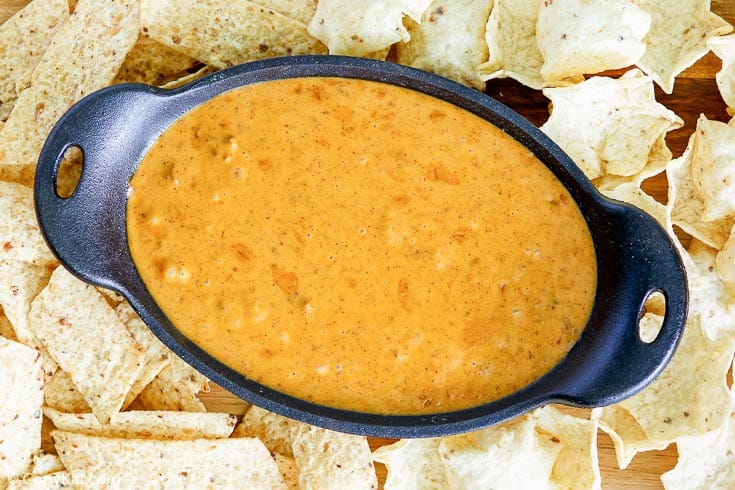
[2,0,734,488]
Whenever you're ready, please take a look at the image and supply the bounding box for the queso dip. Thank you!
[127,77,597,414]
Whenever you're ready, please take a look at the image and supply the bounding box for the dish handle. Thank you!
[34,85,163,291]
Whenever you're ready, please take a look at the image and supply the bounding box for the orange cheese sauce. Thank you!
[126,77,597,414]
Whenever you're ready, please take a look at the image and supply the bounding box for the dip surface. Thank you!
[127,77,597,414]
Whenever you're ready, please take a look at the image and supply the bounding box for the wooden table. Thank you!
[2,0,733,488]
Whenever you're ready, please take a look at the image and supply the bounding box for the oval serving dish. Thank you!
[35,55,687,438]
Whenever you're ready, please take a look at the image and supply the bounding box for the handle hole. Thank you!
[56,145,84,198]
[638,290,666,343]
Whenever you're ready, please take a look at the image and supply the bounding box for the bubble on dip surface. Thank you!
[126,77,597,415]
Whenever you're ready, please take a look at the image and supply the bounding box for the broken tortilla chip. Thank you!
[113,35,200,86]
[634,0,732,94]
[372,438,449,490]
[290,423,377,490]
[541,69,682,180]
[0,0,139,168]
[43,369,90,414]
[0,337,44,483]
[44,408,236,440]
[232,404,293,456]
[141,0,326,69]
[536,0,650,81]
[30,453,64,477]
[53,431,287,489]
[136,351,210,412]
[29,266,146,424]
[307,0,431,58]
[396,0,492,90]
[592,405,668,470]
[0,0,69,121]
[0,182,56,266]
[273,453,299,490]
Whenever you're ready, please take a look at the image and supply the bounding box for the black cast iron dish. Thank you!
[35,55,688,438]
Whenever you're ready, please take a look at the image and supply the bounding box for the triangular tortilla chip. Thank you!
[232,405,293,456]
[688,239,735,342]
[307,0,431,57]
[0,0,68,121]
[537,0,651,81]
[136,352,209,412]
[0,337,44,482]
[113,35,200,86]
[43,369,90,414]
[30,453,63,477]
[396,0,492,90]
[592,406,668,470]
[44,408,236,440]
[372,438,449,489]
[141,0,326,69]
[54,431,287,489]
[29,266,146,424]
[634,0,732,94]
[0,182,56,266]
[0,0,139,167]
[541,70,682,180]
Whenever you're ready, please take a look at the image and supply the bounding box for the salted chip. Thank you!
[477,0,583,89]
[688,115,735,222]
[660,413,735,489]
[232,405,293,456]
[44,408,236,440]
[29,266,146,424]
[0,0,68,121]
[0,0,139,167]
[53,431,287,489]
[438,415,560,490]
[141,0,326,70]
[372,438,449,489]
[620,318,735,443]
[634,0,732,94]
[308,0,431,58]
[43,369,90,413]
[532,406,601,490]
[6,471,71,490]
[290,423,377,490]
[0,182,56,265]
[395,0,492,90]
[688,239,735,342]
[536,0,650,81]
[592,405,667,470]
[0,260,56,378]
[709,34,735,111]
[115,302,170,408]
[113,36,199,87]
[0,337,44,483]
[273,453,299,490]
[137,351,210,412]
[668,125,733,250]
[541,69,682,180]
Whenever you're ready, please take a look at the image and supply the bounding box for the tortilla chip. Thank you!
[113,35,200,86]
[593,133,672,191]
[0,0,69,121]
[660,413,735,489]
[477,0,582,89]
[688,239,735,342]
[395,0,492,90]
[158,65,218,90]
[0,182,56,266]
[0,337,44,482]
[372,438,449,489]
[290,423,377,490]
[687,115,735,222]
[30,453,64,476]
[29,266,146,424]
[114,302,171,408]
[537,0,650,81]
[619,317,735,443]
[716,225,735,297]
[5,471,71,490]
[232,405,293,456]
[307,0,431,57]
[136,352,209,412]
[43,369,90,414]
[0,0,139,167]
[438,415,560,489]
[634,0,732,94]
[141,0,326,69]
[44,408,236,440]
[253,0,318,26]
[592,405,667,470]
[0,260,56,378]
[541,69,682,180]
[668,124,733,249]
[273,453,299,490]
[53,431,287,489]
[710,34,735,112]
[532,406,601,490]
[0,309,17,342]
